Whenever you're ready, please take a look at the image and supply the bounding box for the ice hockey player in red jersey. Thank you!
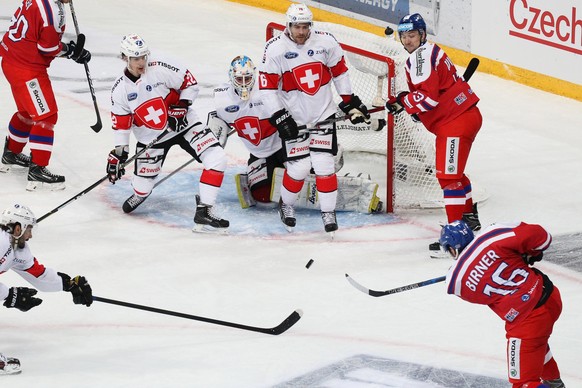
[0,0,91,191]
[258,3,371,235]
[441,220,565,388]
[386,13,482,250]
[0,203,93,375]
[108,34,228,233]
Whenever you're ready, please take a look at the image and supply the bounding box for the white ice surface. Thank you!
[1,1,581,387]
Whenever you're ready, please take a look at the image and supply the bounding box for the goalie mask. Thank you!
[1,203,37,238]
[120,34,150,58]
[229,55,256,101]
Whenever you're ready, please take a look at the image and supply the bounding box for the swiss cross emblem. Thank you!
[293,63,324,96]
[133,97,167,130]
[234,116,261,146]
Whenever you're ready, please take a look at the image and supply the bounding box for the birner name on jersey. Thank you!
[465,250,500,292]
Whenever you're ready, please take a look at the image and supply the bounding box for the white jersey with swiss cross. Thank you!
[0,230,63,301]
[258,29,353,126]
[110,55,200,147]
[214,84,281,159]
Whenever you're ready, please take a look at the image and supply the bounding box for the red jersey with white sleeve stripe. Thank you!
[400,42,479,132]
[258,29,353,124]
[446,222,552,324]
[110,55,200,147]
[0,230,64,301]
[0,0,67,71]
[213,83,281,159]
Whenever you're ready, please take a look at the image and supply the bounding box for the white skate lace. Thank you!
[322,211,337,225]
[280,202,295,218]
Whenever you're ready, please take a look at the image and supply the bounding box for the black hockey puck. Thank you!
[385,26,394,36]
[306,259,314,269]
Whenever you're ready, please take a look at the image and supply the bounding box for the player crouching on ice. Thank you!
[209,55,383,227]
[441,220,565,388]
[107,34,228,233]
[0,203,93,375]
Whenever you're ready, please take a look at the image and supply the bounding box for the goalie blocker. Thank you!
[236,168,383,214]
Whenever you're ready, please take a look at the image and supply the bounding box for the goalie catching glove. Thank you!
[339,94,371,125]
[269,109,299,140]
[168,100,191,132]
[58,273,93,307]
[107,148,129,184]
[3,287,42,312]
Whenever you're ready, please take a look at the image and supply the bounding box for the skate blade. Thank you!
[429,250,450,259]
[327,231,335,240]
[284,225,295,233]
[0,164,28,174]
[191,224,229,235]
[26,180,66,192]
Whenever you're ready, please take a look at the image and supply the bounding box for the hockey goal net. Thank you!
[266,22,444,212]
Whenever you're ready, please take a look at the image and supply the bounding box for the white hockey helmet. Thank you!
[120,34,150,58]
[229,55,256,101]
[1,203,36,238]
[286,3,313,27]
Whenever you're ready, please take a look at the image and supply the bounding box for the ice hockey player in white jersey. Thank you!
[0,203,93,375]
[258,3,371,234]
[212,55,382,216]
[108,34,228,232]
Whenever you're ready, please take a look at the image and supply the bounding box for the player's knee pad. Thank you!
[199,144,226,172]
[310,151,336,176]
[247,158,268,190]
[134,147,164,178]
[438,178,463,191]
[131,175,156,197]
[286,157,311,181]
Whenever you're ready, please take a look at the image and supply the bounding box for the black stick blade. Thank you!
[267,309,303,335]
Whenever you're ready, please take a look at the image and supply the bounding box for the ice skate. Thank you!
[0,353,21,375]
[278,198,296,232]
[122,194,149,213]
[429,241,450,259]
[1,138,30,173]
[321,210,338,239]
[462,203,481,231]
[543,378,565,388]
[192,203,229,234]
[26,162,66,191]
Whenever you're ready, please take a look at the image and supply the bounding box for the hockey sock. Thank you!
[316,174,338,212]
[461,175,474,213]
[29,113,58,166]
[281,170,304,206]
[7,112,33,154]
[440,179,465,223]
[199,169,224,206]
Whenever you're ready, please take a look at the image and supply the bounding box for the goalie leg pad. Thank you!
[235,173,257,209]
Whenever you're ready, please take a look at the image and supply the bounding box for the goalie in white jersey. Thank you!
[108,34,228,232]
[212,55,382,214]
[258,3,371,234]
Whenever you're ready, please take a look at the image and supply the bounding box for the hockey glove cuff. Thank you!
[269,109,299,140]
[107,148,129,184]
[3,287,42,312]
[59,273,93,307]
[168,100,191,132]
[339,94,371,125]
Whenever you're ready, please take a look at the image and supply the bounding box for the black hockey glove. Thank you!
[61,34,91,64]
[522,252,544,266]
[106,149,128,184]
[269,109,299,140]
[59,273,93,307]
[386,91,409,115]
[168,100,191,132]
[4,287,43,312]
[339,94,371,124]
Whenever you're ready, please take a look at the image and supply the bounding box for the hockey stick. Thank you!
[37,128,188,223]
[68,0,102,133]
[93,296,302,335]
[462,57,480,82]
[300,106,386,132]
[345,273,446,297]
